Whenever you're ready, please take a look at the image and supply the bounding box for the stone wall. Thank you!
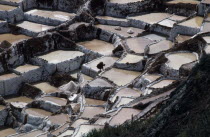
[22,0,87,13]
[0,8,24,23]
[105,0,163,18]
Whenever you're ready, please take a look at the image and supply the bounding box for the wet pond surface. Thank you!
[118,54,143,64]
[26,9,75,21]
[102,68,141,86]
[0,34,31,44]
[96,24,144,37]
[109,108,141,126]
[179,16,203,28]
[37,50,84,64]
[78,39,114,55]
[148,40,173,54]
[6,96,33,103]
[41,96,67,106]
[150,79,175,89]
[85,98,106,106]
[14,64,39,73]
[128,13,171,24]
[17,21,54,32]
[25,108,52,117]
[111,88,142,102]
[166,52,197,70]
[0,128,16,136]
[33,82,59,93]
[85,56,118,72]
[0,4,16,11]
[80,106,105,119]
[74,124,103,137]
[126,37,153,54]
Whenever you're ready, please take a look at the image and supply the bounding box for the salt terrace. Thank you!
[0,0,208,137]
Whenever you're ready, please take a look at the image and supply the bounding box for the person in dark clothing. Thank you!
[97,62,105,72]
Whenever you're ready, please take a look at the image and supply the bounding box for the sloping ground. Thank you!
[0,0,208,136]
[86,54,210,137]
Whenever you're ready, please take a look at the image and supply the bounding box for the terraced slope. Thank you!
[0,0,208,137]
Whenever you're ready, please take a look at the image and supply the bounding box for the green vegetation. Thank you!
[177,108,210,137]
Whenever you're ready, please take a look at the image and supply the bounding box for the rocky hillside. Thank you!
[145,54,210,137]
[87,54,210,137]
